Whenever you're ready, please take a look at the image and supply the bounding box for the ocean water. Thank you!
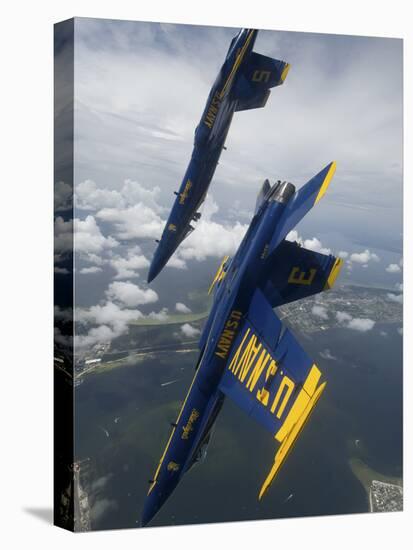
[75,322,402,530]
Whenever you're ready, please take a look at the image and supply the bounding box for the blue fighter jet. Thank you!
[142,161,343,526]
[147,28,290,282]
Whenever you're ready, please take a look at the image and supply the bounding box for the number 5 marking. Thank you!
[252,70,271,83]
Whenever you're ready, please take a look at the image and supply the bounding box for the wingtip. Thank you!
[314,161,337,205]
[324,257,343,290]
[280,63,291,83]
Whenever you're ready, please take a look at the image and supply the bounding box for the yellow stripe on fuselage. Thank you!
[314,161,337,205]
[147,364,202,495]
[219,30,255,99]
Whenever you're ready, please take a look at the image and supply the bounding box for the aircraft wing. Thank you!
[218,288,326,499]
[260,239,343,308]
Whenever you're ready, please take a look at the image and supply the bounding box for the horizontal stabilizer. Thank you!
[218,288,326,498]
[260,240,343,307]
[242,52,290,89]
[234,52,290,112]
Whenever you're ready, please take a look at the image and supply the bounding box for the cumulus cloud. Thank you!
[176,302,191,313]
[349,249,380,265]
[109,246,149,279]
[167,254,188,270]
[54,214,118,260]
[105,281,158,307]
[75,296,169,348]
[312,305,328,320]
[386,263,401,273]
[75,215,119,254]
[97,203,164,240]
[76,178,163,213]
[80,266,102,274]
[180,323,200,338]
[338,251,349,259]
[336,311,352,323]
[179,219,247,262]
[286,230,331,255]
[387,292,403,304]
[347,318,375,332]
[148,308,169,321]
[76,179,125,210]
[336,310,375,331]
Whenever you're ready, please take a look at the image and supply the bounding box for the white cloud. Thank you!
[55,215,119,257]
[76,178,163,213]
[76,301,142,327]
[109,246,149,279]
[76,179,125,210]
[167,254,188,270]
[75,297,171,348]
[80,266,102,274]
[319,348,337,361]
[386,263,401,273]
[175,302,191,313]
[336,310,375,331]
[180,323,200,338]
[336,311,352,323]
[395,282,403,291]
[338,251,349,259]
[97,203,164,240]
[387,292,403,304]
[347,318,375,332]
[302,237,331,255]
[349,249,380,264]
[106,281,158,307]
[148,308,169,321]
[312,305,328,320]
[285,230,331,255]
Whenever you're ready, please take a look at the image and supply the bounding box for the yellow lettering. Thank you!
[232,334,255,378]
[227,328,250,369]
[288,267,317,286]
[246,350,271,392]
[238,336,262,382]
[252,70,271,83]
[256,360,278,406]
[270,376,295,417]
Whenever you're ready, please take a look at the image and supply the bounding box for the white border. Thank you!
[0,1,410,548]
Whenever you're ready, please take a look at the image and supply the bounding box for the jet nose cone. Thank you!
[141,486,162,527]
[147,260,160,284]
[147,247,165,283]
[148,239,175,283]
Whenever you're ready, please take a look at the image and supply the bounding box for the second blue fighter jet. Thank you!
[147,28,290,282]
